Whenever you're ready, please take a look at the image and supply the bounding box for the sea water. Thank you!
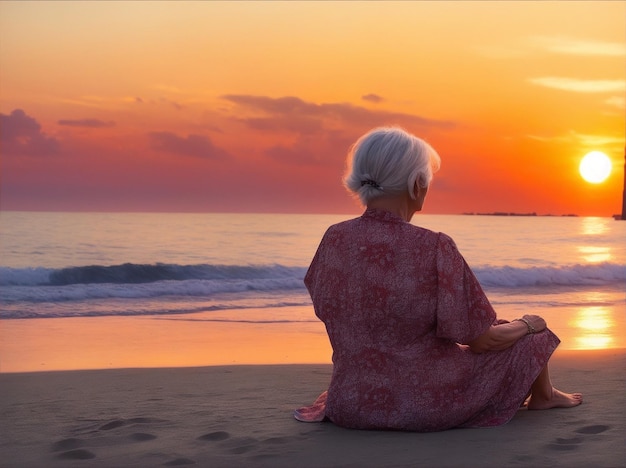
[1,211,625,348]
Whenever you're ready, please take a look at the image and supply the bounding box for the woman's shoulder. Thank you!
[322,210,458,248]
[406,224,461,256]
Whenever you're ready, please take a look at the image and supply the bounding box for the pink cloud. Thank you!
[221,94,454,132]
[0,109,60,156]
[361,93,384,103]
[240,116,323,134]
[148,131,231,160]
[58,118,115,128]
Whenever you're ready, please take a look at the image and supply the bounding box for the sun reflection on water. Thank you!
[570,306,616,349]
[580,217,609,236]
[576,217,614,264]
[577,246,612,263]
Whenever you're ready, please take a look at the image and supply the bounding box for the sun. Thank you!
[579,151,612,184]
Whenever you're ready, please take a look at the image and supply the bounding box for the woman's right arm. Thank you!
[468,315,547,353]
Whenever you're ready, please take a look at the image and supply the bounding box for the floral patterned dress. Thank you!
[294,208,560,431]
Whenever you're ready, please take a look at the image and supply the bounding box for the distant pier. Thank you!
[615,147,626,220]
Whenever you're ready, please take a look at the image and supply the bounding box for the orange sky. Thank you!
[1,1,624,216]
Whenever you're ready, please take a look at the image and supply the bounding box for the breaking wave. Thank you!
[0,261,623,319]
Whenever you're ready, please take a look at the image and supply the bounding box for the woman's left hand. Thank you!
[521,314,547,333]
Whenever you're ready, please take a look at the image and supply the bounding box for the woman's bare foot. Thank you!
[527,387,583,410]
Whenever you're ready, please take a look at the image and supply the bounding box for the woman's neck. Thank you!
[367,195,416,222]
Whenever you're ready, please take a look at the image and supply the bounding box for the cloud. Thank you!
[605,96,625,109]
[58,118,115,128]
[526,134,566,143]
[221,94,454,132]
[529,77,626,93]
[238,116,323,134]
[530,36,626,57]
[223,95,317,116]
[572,132,625,148]
[361,94,384,103]
[128,95,181,109]
[0,109,60,156]
[527,130,624,150]
[220,95,453,168]
[148,131,230,160]
[476,36,626,60]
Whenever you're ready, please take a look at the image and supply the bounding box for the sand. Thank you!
[1,309,624,467]
[0,350,623,467]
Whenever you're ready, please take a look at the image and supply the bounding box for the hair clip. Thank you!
[361,179,382,190]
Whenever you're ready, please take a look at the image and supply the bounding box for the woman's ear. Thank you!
[413,181,423,199]
[414,182,428,208]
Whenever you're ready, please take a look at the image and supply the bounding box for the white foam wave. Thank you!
[474,262,626,287]
[0,277,306,304]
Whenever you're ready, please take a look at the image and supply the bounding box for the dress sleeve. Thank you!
[435,233,496,344]
[303,228,336,321]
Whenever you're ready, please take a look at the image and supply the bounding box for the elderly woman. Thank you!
[294,127,582,431]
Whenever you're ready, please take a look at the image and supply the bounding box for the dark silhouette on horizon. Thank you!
[617,147,626,221]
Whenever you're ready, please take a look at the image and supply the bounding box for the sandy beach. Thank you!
[1,353,624,467]
[1,309,625,467]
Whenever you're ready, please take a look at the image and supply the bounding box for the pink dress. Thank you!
[295,208,559,431]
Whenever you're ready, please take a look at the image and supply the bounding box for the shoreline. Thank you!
[0,306,332,373]
[1,305,625,373]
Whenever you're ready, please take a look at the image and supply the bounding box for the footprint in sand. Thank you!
[197,431,230,441]
[51,438,84,452]
[545,437,584,451]
[98,417,168,432]
[56,449,96,460]
[99,419,126,431]
[575,425,610,434]
[545,425,611,452]
[164,457,196,466]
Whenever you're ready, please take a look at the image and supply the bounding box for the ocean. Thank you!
[1,211,625,349]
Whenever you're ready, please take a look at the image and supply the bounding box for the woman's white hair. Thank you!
[343,127,441,205]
